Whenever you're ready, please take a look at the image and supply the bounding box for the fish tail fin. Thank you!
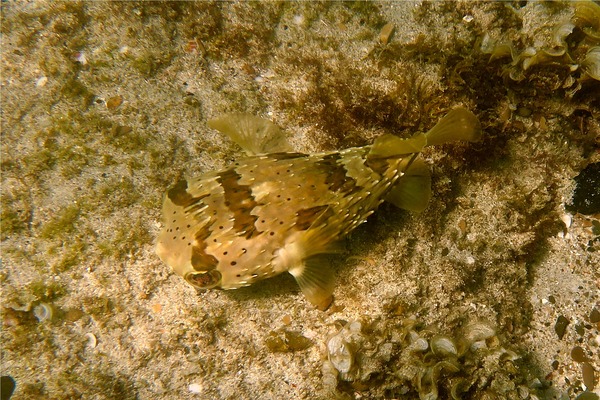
[383,158,432,212]
[424,107,482,146]
[368,108,481,160]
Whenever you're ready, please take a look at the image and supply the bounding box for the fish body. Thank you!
[156,109,481,309]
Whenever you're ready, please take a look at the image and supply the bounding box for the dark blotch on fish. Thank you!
[167,180,203,208]
[317,153,358,193]
[295,205,330,231]
[269,152,309,160]
[217,169,261,239]
[192,224,218,271]
[365,157,391,176]
[168,180,192,205]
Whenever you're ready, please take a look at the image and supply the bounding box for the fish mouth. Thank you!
[185,270,222,289]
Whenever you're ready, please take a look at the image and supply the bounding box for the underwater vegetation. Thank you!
[322,316,547,400]
[480,1,600,96]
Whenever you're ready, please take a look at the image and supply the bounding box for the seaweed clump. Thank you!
[480,1,600,99]
[322,317,548,399]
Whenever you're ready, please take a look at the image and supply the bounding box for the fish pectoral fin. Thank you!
[384,158,432,212]
[288,257,334,311]
[207,113,292,155]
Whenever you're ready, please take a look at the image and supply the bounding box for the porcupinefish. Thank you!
[156,108,481,310]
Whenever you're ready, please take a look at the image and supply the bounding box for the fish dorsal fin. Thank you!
[288,256,335,311]
[384,158,432,212]
[207,113,292,155]
[424,107,482,146]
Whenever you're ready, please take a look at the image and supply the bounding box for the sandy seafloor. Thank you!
[1,1,599,399]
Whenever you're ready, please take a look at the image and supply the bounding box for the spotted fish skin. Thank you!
[156,109,482,309]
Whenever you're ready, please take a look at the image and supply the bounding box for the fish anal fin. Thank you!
[288,257,335,311]
[384,158,432,212]
[207,113,292,155]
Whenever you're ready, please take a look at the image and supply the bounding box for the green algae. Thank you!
[48,239,87,273]
[130,50,174,78]
[80,296,114,319]
[40,205,81,240]
[97,218,152,260]
[1,190,32,240]
[60,77,96,106]
[28,280,68,302]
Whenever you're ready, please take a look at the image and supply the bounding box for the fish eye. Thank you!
[185,270,222,289]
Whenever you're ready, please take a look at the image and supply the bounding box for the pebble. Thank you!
[554,315,569,340]
[151,304,162,313]
[36,76,48,87]
[582,362,596,391]
[85,333,97,349]
[189,383,202,394]
[561,213,572,229]
[106,95,123,110]
[0,376,16,400]
[575,391,599,400]
[379,23,395,45]
[590,308,600,323]
[571,345,588,362]
[33,303,54,322]
[74,52,87,65]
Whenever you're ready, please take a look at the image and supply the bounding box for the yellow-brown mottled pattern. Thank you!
[316,153,360,194]
[295,205,329,231]
[159,145,404,290]
[191,221,218,271]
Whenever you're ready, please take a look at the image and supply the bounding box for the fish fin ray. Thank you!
[424,107,482,146]
[207,113,292,155]
[289,257,334,310]
[384,158,432,212]
[302,206,348,256]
